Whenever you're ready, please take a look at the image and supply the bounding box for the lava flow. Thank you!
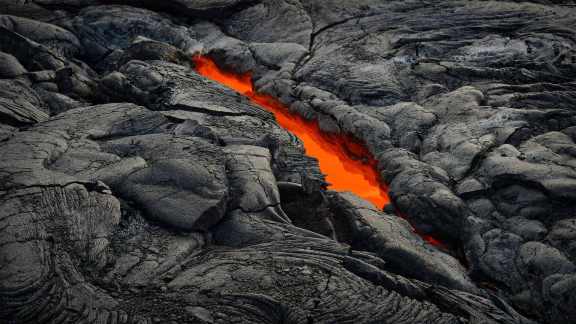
[193,55,390,209]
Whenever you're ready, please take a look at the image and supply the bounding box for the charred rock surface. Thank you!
[0,1,574,323]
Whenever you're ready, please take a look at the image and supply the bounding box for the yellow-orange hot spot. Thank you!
[193,55,390,209]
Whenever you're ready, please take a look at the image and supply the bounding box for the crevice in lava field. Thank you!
[192,55,450,250]
[193,55,389,208]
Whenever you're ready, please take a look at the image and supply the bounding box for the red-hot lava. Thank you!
[192,55,451,249]
[193,55,390,209]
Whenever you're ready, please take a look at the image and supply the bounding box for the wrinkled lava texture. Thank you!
[1,1,576,324]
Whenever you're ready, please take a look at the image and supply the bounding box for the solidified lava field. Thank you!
[1,1,576,324]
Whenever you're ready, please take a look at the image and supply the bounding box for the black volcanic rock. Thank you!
[1,1,575,323]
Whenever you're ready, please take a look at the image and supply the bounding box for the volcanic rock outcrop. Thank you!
[1,1,575,323]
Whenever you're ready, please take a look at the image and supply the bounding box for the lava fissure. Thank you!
[193,55,390,210]
[192,55,450,250]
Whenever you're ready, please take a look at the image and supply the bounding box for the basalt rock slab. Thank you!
[0,28,66,71]
[0,15,82,58]
[327,191,476,293]
[104,134,229,231]
[0,79,49,126]
[218,0,313,47]
[113,60,274,120]
[224,144,290,223]
[59,5,198,64]
[0,52,26,78]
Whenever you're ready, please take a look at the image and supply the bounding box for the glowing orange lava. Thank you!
[193,55,390,209]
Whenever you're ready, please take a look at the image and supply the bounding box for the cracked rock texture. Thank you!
[0,1,575,323]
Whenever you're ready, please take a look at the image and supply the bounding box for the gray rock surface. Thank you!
[1,0,575,323]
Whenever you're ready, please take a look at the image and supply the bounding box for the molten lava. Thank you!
[193,55,390,208]
[192,55,453,249]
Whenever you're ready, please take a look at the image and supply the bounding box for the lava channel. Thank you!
[193,55,390,209]
[192,55,454,249]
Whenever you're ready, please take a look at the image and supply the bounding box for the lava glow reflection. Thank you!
[193,55,390,208]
